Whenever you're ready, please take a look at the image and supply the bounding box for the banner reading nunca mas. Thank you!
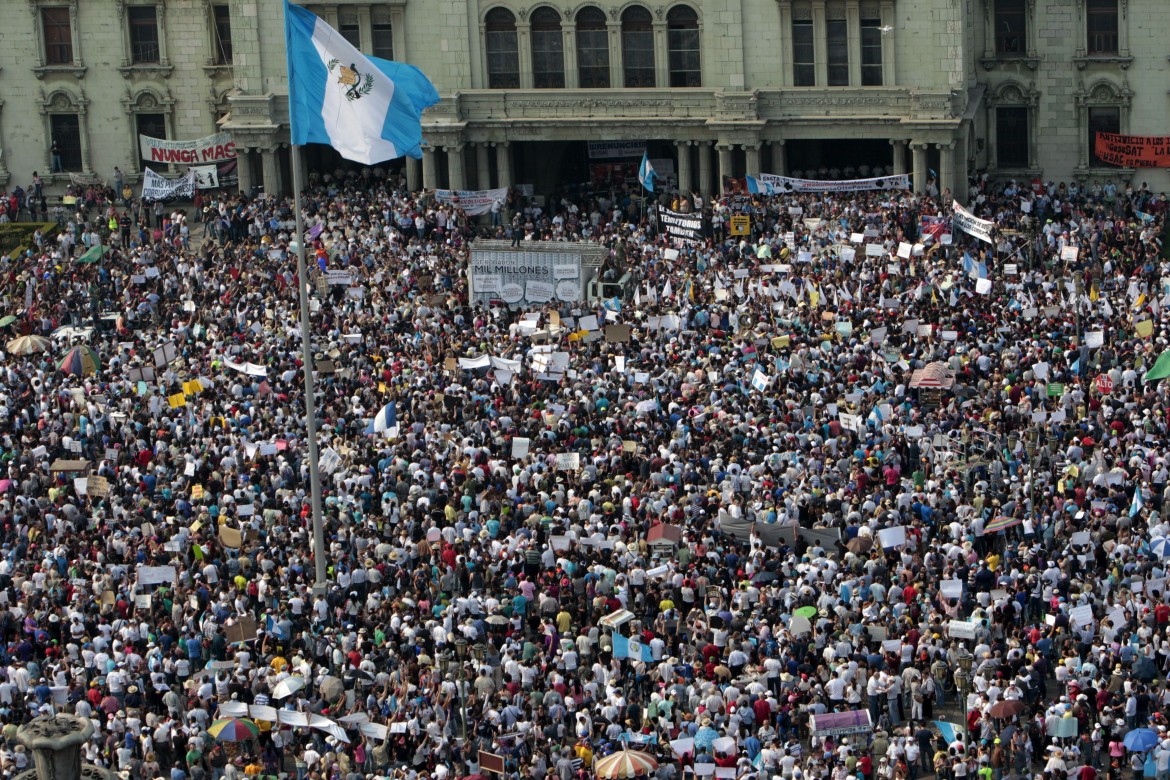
[1094,132,1170,168]
[141,168,195,201]
[139,132,237,165]
[433,188,509,216]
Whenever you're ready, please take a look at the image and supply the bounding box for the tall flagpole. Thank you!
[289,144,328,588]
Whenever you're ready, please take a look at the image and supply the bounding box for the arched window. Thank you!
[621,6,655,88]
[530,7,564,88]
[485,8,519,89]
[667,5,700,87]
[576,6,610,88]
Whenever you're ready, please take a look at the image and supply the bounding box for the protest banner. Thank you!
[656,207,704,241]
[433,187,509,215]
[139,131,237,164]
[1094,132,1170,168]
[141,168,195,201]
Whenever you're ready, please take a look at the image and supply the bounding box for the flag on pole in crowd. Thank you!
[1145,350,1170,382]
[1130,485,1145,518]
[284,0,438,164]
[638,151,657,192]
[364,401,397,435]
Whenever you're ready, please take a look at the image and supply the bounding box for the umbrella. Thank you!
[751,571,779,584]
[344,668,375,687]
[485,615,509,626]
[1125,728,1160,752]
[794,605,817,619]
[0,316,17,328]
[77,245,110,264]
[6,335,50,355]
[1148,538,1170,558]
[594,750,659,779]
[789,615,812,636]
[57,345,100,376]
[318,675,344,702]
[845,536,873,553]
[271,676,306,699]
[988,699,1025,719]
[207,718,259,741]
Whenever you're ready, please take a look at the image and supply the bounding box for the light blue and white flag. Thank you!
[284,0,438,164]
[638,151,657,192]
[1131,485,1145,517]
[746,175,776,195]
[364,401,397,435]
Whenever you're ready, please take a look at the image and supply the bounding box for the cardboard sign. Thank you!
[86,475,110,498]
[555,452,580,471]
[226,617,259,644]
[219,525,243,549]
[947,620,977,639]
[605,324,631,343]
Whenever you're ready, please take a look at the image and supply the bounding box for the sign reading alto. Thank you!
[1094,132,1170,168]
[951,200,994,244]
[139,132,237,165]
[433,187,509,216]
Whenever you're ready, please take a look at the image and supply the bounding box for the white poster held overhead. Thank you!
[951,200,995,244]
[877,526,907,548]
[192,165,220,189]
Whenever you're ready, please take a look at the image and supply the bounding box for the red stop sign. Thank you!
[1095,373,1114,394]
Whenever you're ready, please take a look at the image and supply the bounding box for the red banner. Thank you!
[1094,132,1170,168]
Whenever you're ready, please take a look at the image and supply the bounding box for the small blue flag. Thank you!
[638,151,657,193]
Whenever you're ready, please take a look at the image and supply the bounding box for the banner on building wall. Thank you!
[656,206,704,242]
[587,141,647,160]
[68,172,105,187]
[139,132,237,165]
[433,187,509,216]
[141,168,195,201]
[1094,132,1170,168]
[951,200,994,244]
[191,165,220,189]
[749,173,911,194]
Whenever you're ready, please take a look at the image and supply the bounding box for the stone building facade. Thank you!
[0,0,1164,198]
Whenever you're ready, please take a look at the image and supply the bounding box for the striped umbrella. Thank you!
[1147,537,1170,558]
[982,515,1023,535]
[207,717,259,741]
[7,335,51,355]
[57,345,100,376]
[594,750,658,779]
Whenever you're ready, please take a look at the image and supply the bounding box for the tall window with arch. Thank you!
[621,6,655,88]
[530,7,565,88]
[485,8,520,89]
[575,6,610,88]
[667,5,700,87]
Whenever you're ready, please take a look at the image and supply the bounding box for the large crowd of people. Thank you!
[0,164,1167,780]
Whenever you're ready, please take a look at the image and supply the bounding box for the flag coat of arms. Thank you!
[284,0,438,164]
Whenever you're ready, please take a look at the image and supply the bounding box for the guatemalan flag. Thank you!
[638,151,657,192]
[746,175,777,195]
[365,401,397,435]
[284,0,439,164]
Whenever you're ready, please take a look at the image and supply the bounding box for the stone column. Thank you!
[744,143,762,177]
[406,157,421,192]
[476,143,492,190]
[909,142,928,195]
[652,20,668,87]
[676,141,692,196]
[771,140,787,175]
[716,143,734,185]
[261,148,282,196]
[422,145,437,190]
[446,146,466,191]
[890,140,907,175]
[236,149,253,194]
[812,1,828,86]
[495,142,513,189]
[516,22,534,89]
[698,141,713,199]
[18,714,97,780]
[953,135,968,202]
[938,141,956,200]
[562,21,579,88]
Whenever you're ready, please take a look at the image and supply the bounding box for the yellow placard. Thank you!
[191,485,204,500]
[378,382,387,393]
[1136,319,1154,339]
[772,335,791,349]
[729,215,750,237]
[168,393,187,409]
[182,380,203,395]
